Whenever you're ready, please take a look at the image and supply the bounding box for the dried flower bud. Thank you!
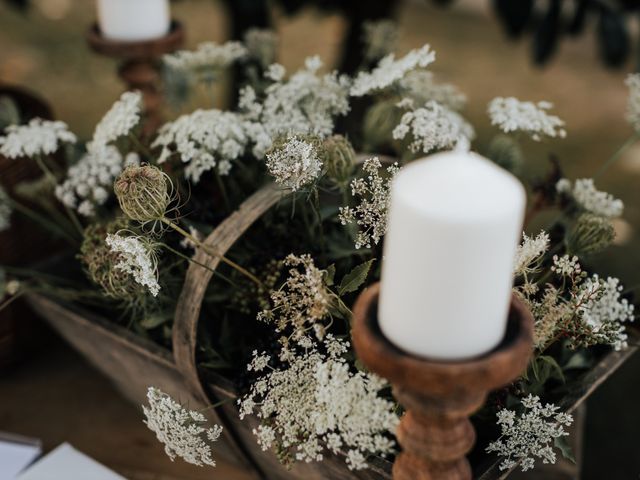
[320,135,355,187]
[114,165,171,223]
[362,98,403,152]
[80,218,144,301]
[567,213,615,257]
[487,134,524,173]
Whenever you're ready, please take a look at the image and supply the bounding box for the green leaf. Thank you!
[338,259,374,296]
[533,355,565,384]
[563,352,591,370]
[324,264,336,286]
[554,436,576,463]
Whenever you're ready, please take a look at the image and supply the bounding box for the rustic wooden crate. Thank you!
[25,181,639,479]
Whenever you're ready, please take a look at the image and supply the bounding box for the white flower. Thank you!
[362,20,398,62]
[55,145,124,217]
[265,137,322,191]
[488,97,566,141]
[105,233,160,296]
[551,254,581,277]
[486,395,573,472]
[350,44,436,97]
[240,58,350,148]
[0,118,76,159]
[265,63,286,82]
[142,387,223,467]
[557,178,623,218]
[0,185,12,231]
[392,100,475,153]
[398,70,467,111]
[89,91,142,153]
[257,254,331,339]
[239,335,398,470]
[339,157,399,249]
[514,231,550,276]
[163,41,247,73]
[575,275,634,350]
[153,109,252,183]
[624,73,640,132]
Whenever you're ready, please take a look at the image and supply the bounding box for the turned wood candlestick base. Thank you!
[352,283,534,480]
[86,21,185,135]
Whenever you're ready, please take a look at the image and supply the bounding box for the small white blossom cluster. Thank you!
[339,157,399,249]
[0,185,11,231]
[486,394,573,472]
[556,178,623,218]
[488,97,566,141]
[163,41,248,73]
[55,146,137,217]
[265,137,322,191]
[624,73,640,132]
[243,28,278,69]
[362,20,398,62]
[350,45,435,96]
[513,231,550,276]
[239,335,398,470]
[392,100,474,153]
[142,387,223,467]
[153,109,252,183]
[89,91,142,153]
[398,70,467,111]
[105,233,160,297]
[574,274,635,350]
[551,254,581,277]
[257,254,331,340]
[0,118,76,159]
[240,57,350,148]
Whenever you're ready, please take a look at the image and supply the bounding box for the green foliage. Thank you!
[338,259,375,296]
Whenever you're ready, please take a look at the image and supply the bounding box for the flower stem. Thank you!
[0,291,24,312]
[9,198,78,245]
[128,133,154,159]
[159,242,237,288]
[594,133,640,179]
[161,218,262,287]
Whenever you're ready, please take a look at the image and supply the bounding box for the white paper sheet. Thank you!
[16,443,125,480]
[0,438,41,480]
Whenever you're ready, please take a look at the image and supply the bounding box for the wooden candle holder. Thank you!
[86,21,185,134]
[352,283,534,480]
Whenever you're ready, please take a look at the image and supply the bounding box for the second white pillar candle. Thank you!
[378,151,526,360]
[97,0,170,42]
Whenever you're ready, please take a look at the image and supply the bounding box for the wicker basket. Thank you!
[25,182,639,480]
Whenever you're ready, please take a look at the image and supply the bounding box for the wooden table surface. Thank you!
[0,334,254,480]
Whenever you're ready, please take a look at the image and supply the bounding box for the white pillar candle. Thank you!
[97,0,170,42]
[379,151,526,360]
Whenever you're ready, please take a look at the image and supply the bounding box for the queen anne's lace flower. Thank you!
[240,57,350,149]
[0,185,11,231]
[105,233,160,296]
[339,157,399,249]
[392,100,474,153]
[142,387,223,467]
[265,136,322,191]
[164,41,248,73]
[488,97,566,141]
[257,254,332,339]
[513,231,550,276]
[153,109,253,183]
[398,70,467,111]
[574,275,634,350]
[0,118,76,159]
[239,335,398,470]
[89,91,142,153]
[624,73,640,131]
[55,145,128,217]
[557,178,623,218]
[350,45,435,97]
[551,254,581,277]
[486,395,573,472]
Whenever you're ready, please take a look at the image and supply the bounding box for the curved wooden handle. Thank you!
[173,182,285,399]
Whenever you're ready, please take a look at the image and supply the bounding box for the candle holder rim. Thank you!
[87,20,185,58]
[352,282,534,395]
